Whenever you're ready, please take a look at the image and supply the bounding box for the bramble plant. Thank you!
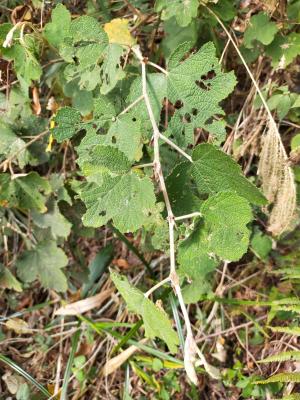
[1,1,300,397]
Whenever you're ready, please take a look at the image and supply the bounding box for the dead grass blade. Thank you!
[54,289,112,316]
[103,339,148,377]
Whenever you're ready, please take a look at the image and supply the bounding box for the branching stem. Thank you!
[118,95,144,116]
[159,133,193,162]
[132,45,208,385]
[175,212,202,221]
[147,61,169,75]
[144,276,171,298]
[0,130,49,171]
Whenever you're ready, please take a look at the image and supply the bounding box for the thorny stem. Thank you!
[132,45,209,384]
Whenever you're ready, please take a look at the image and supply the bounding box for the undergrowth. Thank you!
[0,1,300,399]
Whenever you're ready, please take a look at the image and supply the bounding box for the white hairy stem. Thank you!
[132,45,210,385]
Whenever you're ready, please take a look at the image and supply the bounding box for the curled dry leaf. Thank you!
[54,289,112,316]
[32,87,41,115]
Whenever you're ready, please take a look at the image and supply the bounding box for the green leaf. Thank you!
[160,18,198,59]
[100,43,126,94]
[190,143,267,205]
[166,42,236,146]
[251,230,272,260]
[178,225,218,303]
[80,172,156,232]
[32,200,72,239]
[282,395,300,400]
[0,263,22,292]
[43,4,71,48]
[201,192,253,261]
[244,12,278,48]
[0,172,51,213]
[3,35,42,85]
[155,0,199,27]
[80,144,131,178]
[104,114,143,161]
[166,162,200,216]
[110,271,179,353]
[52,107,81,142]
[269,326,300,336]
[291,134,300,151]
[266,33,300,68]
[16,241,68,292]
[127,73,167,134]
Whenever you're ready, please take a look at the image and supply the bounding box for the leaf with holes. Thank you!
[178,224,218,303]
[79,172,156,232]
[111,271,179,353]
[104,114,143,161]
[166,42,236,146]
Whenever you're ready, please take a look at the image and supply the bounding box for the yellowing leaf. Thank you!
[104,18,135,46]
[5,318,31,334]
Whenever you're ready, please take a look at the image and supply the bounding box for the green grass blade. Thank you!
[80,316,183,365]
[112,319,143,354]
[60,326,81,400]
[0,354,52,398]
[169,293,185,351]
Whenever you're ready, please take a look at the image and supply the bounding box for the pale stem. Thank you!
[0,130,49,171]
[118,95,144,116]
[175,212,202,221]
[144,276,171,298]
[134,45,209,384]
[133,162,154,169]
[147,61,169,75]
[159,133,193,163]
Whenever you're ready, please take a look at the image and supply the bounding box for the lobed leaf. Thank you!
[16,241,68,292]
